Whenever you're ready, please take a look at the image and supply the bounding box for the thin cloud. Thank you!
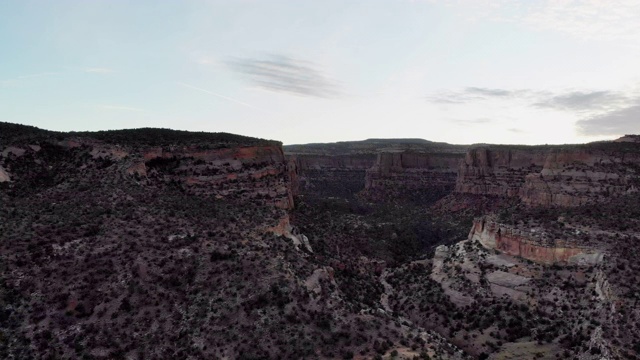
[427,90,486,104]
[429,87,634,113]
[226,54,340,98]
[576,104,640,136]
[447,0,640,45]
[430,86,640,137]
[525,0,640,43]
[0,72,60,86]
[451,118,494,125]
[84,67,115,74]
[178,82,272,114]
[465,87,513,97]
[533,91,629,112]
[427,87,540,104]
[98,105,145,112]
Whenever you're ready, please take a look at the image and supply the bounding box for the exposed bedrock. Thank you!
[1,139,295,210]
[363,152,463,201]
[456,145,640,206]
[140,144,295,209]
[468,216,603,265]
[0,165,10,182]
[287,154,376,197]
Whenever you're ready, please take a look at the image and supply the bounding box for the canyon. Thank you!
[288,137,640,208]
[3,122,640,359]
[457,144,640,206]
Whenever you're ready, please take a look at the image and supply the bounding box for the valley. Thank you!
[1,122,640,359]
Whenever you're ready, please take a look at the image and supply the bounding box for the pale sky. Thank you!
[1,0,640,145]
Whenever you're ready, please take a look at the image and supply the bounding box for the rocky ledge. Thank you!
[456,141,640,207]
[468,216,603,265]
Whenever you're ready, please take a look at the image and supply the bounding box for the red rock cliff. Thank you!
[363,151,462,201]
[137,144,295,209]
[468,217,602,265]
[456,145,640,206]
[2,138,296,210]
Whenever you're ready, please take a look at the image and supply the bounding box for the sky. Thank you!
[1,0,640,145]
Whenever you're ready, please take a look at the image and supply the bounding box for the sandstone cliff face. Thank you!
[288,154,376,197]
[468,217,602,265]
[294,154,375,170]
[455,147,547,197]
[139,144,294,209]
[456,145,640,206]
[1,138,295,210]
[284,139,468,200]
[364,152,462,201]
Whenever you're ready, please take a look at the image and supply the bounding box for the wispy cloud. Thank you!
[429,87,633,112]
[576,103,640,136]
[427,87,542,104]
[465,87,513,97]
[97,105,145,112]
[178,82,272,113]
[441,0,640,45]
[525,0,640,43]
[450,118,494,125]
[429,85,640,137]
[533,91,630,112]
[0,72,60,86]
[84,67,115,74]
[226,54,340,98]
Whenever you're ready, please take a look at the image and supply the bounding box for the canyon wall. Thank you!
[1,136,295,210]
[287,154,376,198]
[363,151,463,202]
[284,139,468,200]
[456,145,640,206]
[468,217,603,265]
[138,144,294,209]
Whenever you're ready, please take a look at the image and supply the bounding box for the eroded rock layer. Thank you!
[363,152,463,202]
[456,144,640,206]
[468,216,602,265]
[1,138,295,210]
[288,154,376,197]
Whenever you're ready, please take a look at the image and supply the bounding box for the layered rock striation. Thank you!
[287,154,377,198]
[1,134,295,210]
[363,151,463,202]
[468,216,602,265]
[285,138,468,200]
[456,144,640,206]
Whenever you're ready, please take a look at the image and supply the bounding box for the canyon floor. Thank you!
[1,123,640,359]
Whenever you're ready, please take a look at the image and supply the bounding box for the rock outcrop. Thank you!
[456,144,640,206]
[288,154,376,197]
[615,134,640,143]
[140,144,294,209]
[468,216,603,265]
[285,139,468,200]
[0,166,10,182]
[1,128,296,211]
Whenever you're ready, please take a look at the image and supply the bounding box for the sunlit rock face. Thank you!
[468,216,603,265]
